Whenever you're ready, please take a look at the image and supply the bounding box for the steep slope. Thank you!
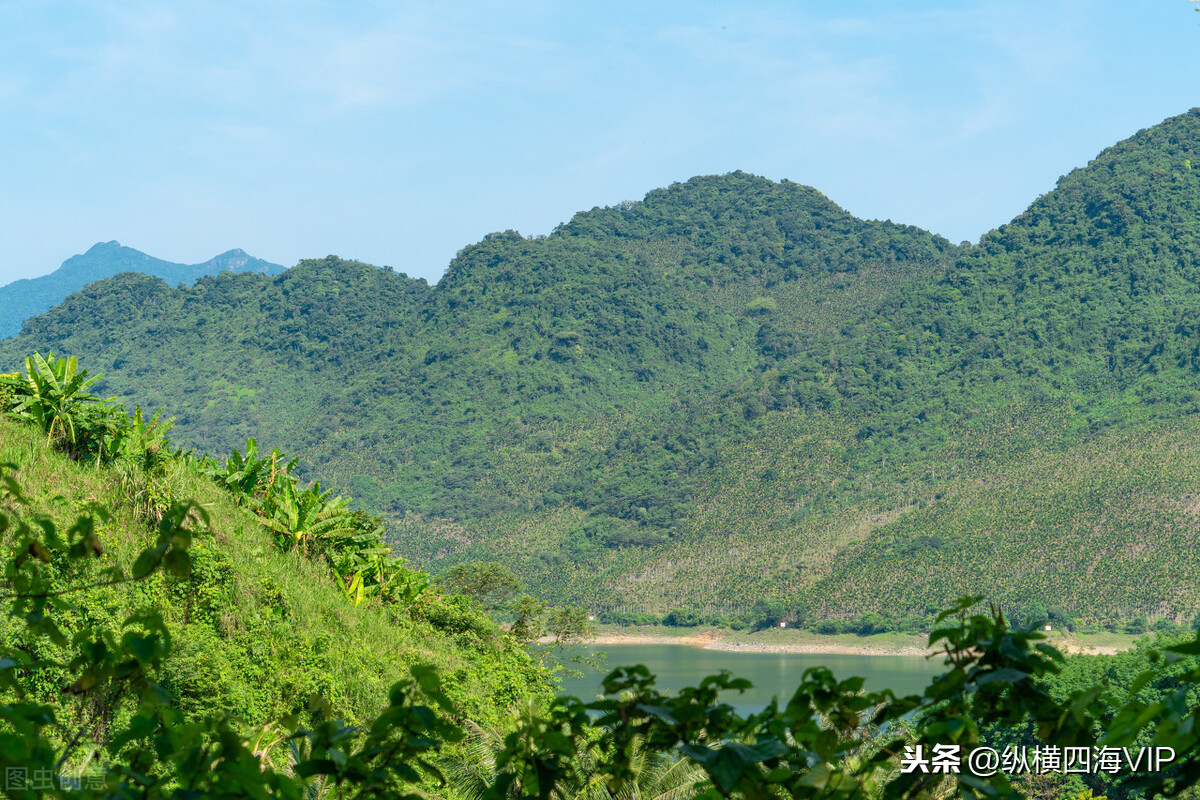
[805,416,1200,629]
[0,414,552,733]
[813,108,1200,438]
[0,241,285,338]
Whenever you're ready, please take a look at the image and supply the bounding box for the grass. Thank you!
[0,416,552,733]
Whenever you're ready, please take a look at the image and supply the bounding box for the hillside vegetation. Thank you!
[9,364,1200,800]
[5,110,1200,632]
[0,359,553,743]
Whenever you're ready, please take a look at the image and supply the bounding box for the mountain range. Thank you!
[0,241,285,338]
[4,109,1200,633]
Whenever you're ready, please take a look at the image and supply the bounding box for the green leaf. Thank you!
[1166,638,1200,655]
[163,548,191,578]
[976,668,1029,685]
[131,547,163,578]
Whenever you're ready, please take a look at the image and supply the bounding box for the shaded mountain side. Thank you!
[4,111,1200,629]
[0,240,285,338]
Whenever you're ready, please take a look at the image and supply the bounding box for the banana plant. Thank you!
[4,353,106,452]
[0,371,18,411]
[330,539,392,605]
[203,438,433,609]
[379,560,432,607]
[202,438,297,504]
[319,508,431,607]
[254,477,356,553]
[97,406,176,472]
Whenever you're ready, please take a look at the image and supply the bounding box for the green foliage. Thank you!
[539,605,594,646]
[10,436,1200,800]
[0,496,466,798]
[437,562,523,611]
[750,598,787,631]
[0,372,17,411]
[4,352,104,451]
[441,599,1200,800]
[203,436,295,502]
[6,113,1200,629]
[0,365,556,763]
[0,180,950,532]
[201,438,433,610]
[662,608,704,628]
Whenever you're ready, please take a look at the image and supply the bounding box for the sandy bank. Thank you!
[567,629,1135,657]
[586,631,723,648]
[703,640,936,656]
[577,631,934,656]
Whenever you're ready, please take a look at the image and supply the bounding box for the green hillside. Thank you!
[808,416,1200,628]
[0,174,953,525]
[6,369,1200,800]
[812,110,1200,438]
[0,397,552,741]
[5,111,1200,632]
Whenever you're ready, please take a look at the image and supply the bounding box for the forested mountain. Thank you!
[5,110,1200,632]
[0,240,285,338]
[0,175,951,519]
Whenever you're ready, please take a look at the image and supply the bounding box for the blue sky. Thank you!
[0,0,1196,286]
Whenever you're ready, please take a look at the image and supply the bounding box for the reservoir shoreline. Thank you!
[563,627,1136,657]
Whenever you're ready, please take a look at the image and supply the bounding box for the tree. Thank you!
[544,606,595,644]
[750,598,786,630]
[3,352,104,451]
[437,561,524,611]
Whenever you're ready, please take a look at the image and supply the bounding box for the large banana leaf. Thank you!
[6,352,106,449]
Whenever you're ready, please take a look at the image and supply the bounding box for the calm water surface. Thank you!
[556,644,943,715]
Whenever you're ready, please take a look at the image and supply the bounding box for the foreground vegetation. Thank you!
[0,354,557,783]
[8,354,1200,798]
[8,475,1200,800]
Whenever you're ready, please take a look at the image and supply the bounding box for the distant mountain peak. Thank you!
[205,248,258,269]
[0,242,287,339]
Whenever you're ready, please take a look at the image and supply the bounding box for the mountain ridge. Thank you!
[0,241,286,338]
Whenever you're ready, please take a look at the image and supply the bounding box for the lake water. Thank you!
[555,644,944,715]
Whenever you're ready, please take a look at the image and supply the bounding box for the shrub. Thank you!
[661,609,702,627]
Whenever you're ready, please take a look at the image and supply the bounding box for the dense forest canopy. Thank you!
[5,110,1200,632]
